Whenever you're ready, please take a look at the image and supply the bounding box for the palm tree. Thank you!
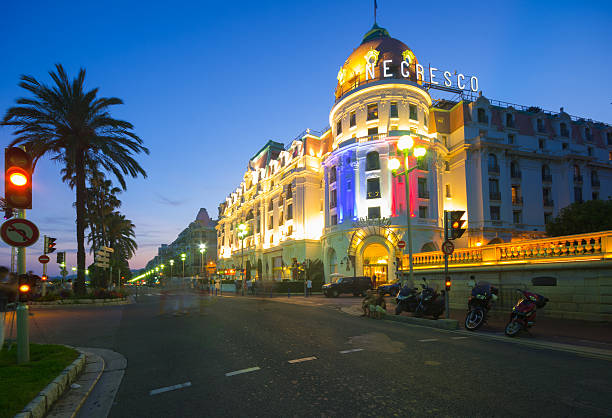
[2,64,149,295]
[105,212,137,286]
[86,172,123,252]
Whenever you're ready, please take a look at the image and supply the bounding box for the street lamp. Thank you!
[180,253,187,278]
[237,223,248,296]
[388,134,427,286]
[199,243,207,278]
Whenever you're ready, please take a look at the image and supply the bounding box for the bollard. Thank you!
[17,303,29,363]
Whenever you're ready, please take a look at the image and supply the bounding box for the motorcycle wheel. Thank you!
[465,309,485,331]
[505,320,522,337]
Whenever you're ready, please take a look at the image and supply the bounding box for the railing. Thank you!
[574,175,583,183]
[405,230,612,268]
[543,199,554,207]
[511,171,522,180]
[488,166,500,175]
[418,190,430,199]
[490,192,501,201]
[592,179,601,188]
[512,197,523,205]
[542,174,553,183]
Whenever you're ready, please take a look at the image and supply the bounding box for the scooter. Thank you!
[464,282,499,331]
[394,284,419,315]
[505,289,549,337]
[413,278,445,320]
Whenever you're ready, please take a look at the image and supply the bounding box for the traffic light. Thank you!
[4,147,32,209]
[44,236,57,254]
[448,210,466,240]
[57,251,66,265]
[41,275,48,281]
[445,277,452,292]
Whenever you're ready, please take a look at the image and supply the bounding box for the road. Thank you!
[25,293,612,417]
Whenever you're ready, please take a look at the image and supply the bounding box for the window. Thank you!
[506,113,513,127]
[593,192,599,200]
[409,104,418,120]
[585,127,592,141]
[336,120,342,135]
[489,178,500,200]
[329,166,337,183]
[542,165,552,182]
[367,127,378,136]
[574,187,582,203]
[543,187,552,206]
[417,156,428,171]
[349,111,356,127]
[331,214,338,225]
[508,134,515,145]
[537,119,545,133]
[512,186,521,204]
[424,114,428,128]
[562,142,568,150]
[544,212,553,224]
[444,161,450,172]
[390,102,398,118]
[287,225,293,236]
[510,161,520,178]
[539,139,545,150]
[488,153,499,173]
[270,234,273,244]
[286,184,292,199]
[390,124,399,132]
[256,219,260,233]
[443,135,449,148]
[607,132,612,146]
[278,211,284,226]
[591,170,599,187]
[513,211,522,224]
[418,205,428,218]
[560,123,569,137]
[477,108,487,123]
[286,204,293,220]
[445,184,451,198]
[367,103,378,121]
[490,206,500,220]
[367,178,381,199]
[588,147,593,156]
[368,206,381,219]
[366,151,380,171]
[268,216,273,229]
[418,177,429,199]
[573,165,581,182]
[329,188,337,208]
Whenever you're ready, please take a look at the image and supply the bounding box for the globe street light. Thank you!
[169,259,174,279]
[388,134,427,286]
[237,223,248,296]
[180,253,187,278]
[199,243,207,279]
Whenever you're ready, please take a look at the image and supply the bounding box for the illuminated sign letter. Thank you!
[400,60,410,78]
[366,63,375,81]
[444,71,452,87]
[429,67,439,85]
[457,73,465,90]
[470,76,479,92]
[383,60,393,78]
[416,64,425,82]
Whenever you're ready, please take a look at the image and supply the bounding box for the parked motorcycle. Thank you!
[413,278,445,320]
[505,289,549,337]
[464,282,499,331]
[394,284,419,315]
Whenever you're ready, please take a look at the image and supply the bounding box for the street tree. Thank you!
[2,64,149,295]
[546,199,612,236]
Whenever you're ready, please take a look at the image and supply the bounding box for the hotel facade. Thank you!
[216,24,612,286]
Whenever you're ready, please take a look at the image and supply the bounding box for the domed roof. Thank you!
[335,24,419,100]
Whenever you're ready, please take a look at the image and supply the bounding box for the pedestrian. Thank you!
[306,278,312,297]
[215,279,220,296]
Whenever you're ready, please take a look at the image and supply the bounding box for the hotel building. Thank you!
[217,24,612,285]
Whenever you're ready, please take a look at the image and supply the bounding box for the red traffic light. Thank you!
[9,170,28,186]
[19,284,30,293]
[5,147,33,209]
[41,275,48,281]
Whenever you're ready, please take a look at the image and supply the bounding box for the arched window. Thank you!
[488,154,498,171]
[365,151,380,171]
[541,164,551,182]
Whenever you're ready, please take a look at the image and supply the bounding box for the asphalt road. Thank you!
[26,293,612,417]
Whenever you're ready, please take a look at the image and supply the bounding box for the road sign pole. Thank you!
[42,263,47,296]
[444,211,450,319]
[16,208,29,363]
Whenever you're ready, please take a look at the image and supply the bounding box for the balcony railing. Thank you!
[511,171,522,180]
[488,166,500,175]
[592,179,601,188]
[418,190,430,199]
[543,199,554,207]
[542,174,553,183]
[405,230,612,268]
[574,175,583,183]
[490,192,502,201]
[512,197,523,205]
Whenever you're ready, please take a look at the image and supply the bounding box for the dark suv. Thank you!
[322,276,372,297]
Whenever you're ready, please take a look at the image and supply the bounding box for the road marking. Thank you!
[225,367,261,377]
[418,339,439,342]
[288,356,317,364]
[149,381,192,396]
[339,348,364,354]
[451,336,468,340]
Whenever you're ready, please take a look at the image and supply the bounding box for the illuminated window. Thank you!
[409,104,418,121]
[367,104,378,121]
[365,151,380,171]
[366,178,381,199]
[350,111,356,127]
[336,120,342,135]
[418,205,428,218]
[390,102,398,118]
[368,206,381,219]
[512,186,521,204]
[279,211,284,226]
[490,206,500,221]
[368,127,378,136]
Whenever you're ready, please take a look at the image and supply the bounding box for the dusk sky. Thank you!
[1,0,610,276]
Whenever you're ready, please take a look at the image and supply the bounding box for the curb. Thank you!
[340,306,459,330]
[29,299,131,309]
[15,347,86,418]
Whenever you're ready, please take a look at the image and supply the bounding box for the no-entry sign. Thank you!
[38,255,50,264]
[442,240,455,255]
[398,240,406,249]
[1,218,40,247]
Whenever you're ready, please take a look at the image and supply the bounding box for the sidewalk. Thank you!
[222,292,612,349]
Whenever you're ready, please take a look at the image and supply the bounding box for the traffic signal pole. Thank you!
[16,208,29,363]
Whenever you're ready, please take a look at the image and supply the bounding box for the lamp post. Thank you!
[237,223,248,296]
[169,259,174,279]
[388,134,427,285]
[199,243,206,278]
[180,253,186,278]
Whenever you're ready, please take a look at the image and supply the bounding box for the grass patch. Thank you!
[0,343,78,418]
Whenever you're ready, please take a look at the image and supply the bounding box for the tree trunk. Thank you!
[74,148,87,295]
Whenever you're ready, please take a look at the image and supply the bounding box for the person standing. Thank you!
[306,278,312,297]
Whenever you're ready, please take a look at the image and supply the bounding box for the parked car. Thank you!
[322,276,372,297]
[377,281,401,296]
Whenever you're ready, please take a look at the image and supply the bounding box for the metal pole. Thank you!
[16,208,29,363]
[404,153,414,285]
[241,238,244,296]
[444,211,450,319]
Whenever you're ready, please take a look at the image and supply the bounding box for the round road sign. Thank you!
[398,240,406,249]
[38,255,50,264]
[1,218,40,247]
[442,240,455,255]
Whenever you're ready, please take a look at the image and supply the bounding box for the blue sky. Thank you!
[1,0,611,275]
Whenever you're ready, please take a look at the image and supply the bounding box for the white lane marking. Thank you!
[225,367,261,377]
[288,356,317,364]
[149,381,192,396]
[418,339,439,342]
[451,336,468,340]
[339,348,364,354]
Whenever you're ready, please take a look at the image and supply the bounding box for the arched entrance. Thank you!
[362,243,389,287]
